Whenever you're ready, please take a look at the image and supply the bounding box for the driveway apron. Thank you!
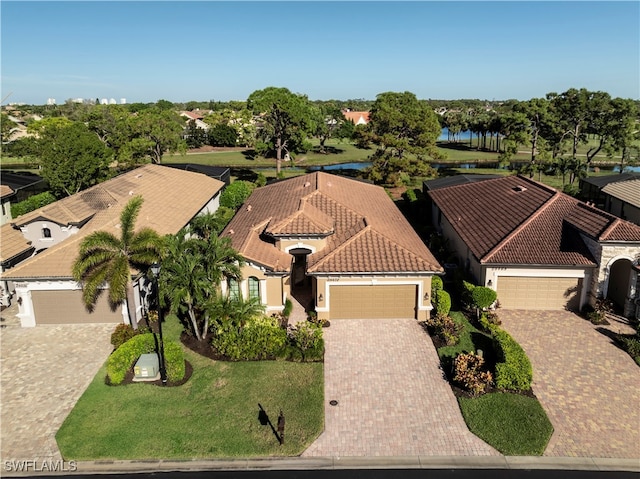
[0,320,114,462]
[302,318,498,457]
[499,310,640,459]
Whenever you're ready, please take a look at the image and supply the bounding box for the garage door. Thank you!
[32,290,122,324]
[330,284,417,319]
[497,277,582,310]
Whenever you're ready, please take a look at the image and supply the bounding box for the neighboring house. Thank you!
[180,111,211,131]
[579,173,640,225]
[163,163,231,186]
[221,172,443,321]
[342,110,370,125]
[1,164,224,327]
[1,185,14,225]
[427,175,640,318]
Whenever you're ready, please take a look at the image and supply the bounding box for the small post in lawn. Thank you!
[277,409,285,445]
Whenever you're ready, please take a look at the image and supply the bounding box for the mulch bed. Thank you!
[181,332,224,361]
[105,360,193,387]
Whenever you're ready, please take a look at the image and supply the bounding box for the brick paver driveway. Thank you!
[0,319,113,462]
[499,310,640,459]
[302,318,498,457]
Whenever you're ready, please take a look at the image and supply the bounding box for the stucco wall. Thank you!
[19,220,80,252]
[278,238,327,253]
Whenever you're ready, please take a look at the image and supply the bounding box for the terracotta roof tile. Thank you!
[430,174,640,266]
[2,165,224,280]
[222,172,442,274]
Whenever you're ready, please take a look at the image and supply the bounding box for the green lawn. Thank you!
[459,393,553,456]
[56,315,324,460]
[432,311,553,456]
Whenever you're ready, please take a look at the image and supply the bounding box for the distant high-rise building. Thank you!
[47,98,56,105]
[120,98,127,104]
[100,98,108,105]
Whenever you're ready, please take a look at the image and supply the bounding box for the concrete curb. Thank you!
[3,456,639,476]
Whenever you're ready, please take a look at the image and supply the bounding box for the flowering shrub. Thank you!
[425,313,461,346]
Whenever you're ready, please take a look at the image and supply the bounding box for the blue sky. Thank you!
[2,1,638,105]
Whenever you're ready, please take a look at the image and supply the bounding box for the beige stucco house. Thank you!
[427,175,640,319]
[221,172,443,321]
[1,164,224,326]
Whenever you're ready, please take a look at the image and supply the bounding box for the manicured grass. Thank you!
[458,392,553,456]
[56,315,324,460]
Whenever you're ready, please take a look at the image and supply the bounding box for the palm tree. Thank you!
[73,196,164,326]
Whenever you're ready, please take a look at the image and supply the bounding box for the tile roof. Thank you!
[342,111,370,124]
[221,172,442,275]
[429,175,640,267]
[0,185,14,199]
[423,174,501,192]
[2,164,224,280]
[602,179,640,208]
[580,173,639,189]
[0,224,33,264]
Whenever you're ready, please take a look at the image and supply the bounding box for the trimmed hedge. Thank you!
[431,276,444,297]
[472,286,497,310]
[492,328,532,391]
[107,333,185,385]
[433,289,451,317]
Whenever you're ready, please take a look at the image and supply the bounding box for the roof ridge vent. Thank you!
[512,185,527,192]
[304,181,311,188]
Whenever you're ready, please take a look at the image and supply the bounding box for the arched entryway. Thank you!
[606,258,633,314]
[289,248,314,311]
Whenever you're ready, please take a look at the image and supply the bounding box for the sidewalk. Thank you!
[3,455,638,476]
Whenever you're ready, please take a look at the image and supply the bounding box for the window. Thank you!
[248,277,260,300]
[42,227,52,238]
[228,279,240,300]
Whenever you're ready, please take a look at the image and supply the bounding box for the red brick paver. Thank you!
[302,319,498,457]
[499,310,640,459]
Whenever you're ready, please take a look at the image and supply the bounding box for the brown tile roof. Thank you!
[429,174,640,267]
[0,224,33,264]
[342,111,370,124]
[222,172,442,275]
[2,164,224,280]
[0,185,14,199]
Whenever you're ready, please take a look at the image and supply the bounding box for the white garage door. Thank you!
[497,277,582,310]
[329,285,417,319]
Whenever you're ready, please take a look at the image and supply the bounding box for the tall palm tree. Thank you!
[72,196,164,326]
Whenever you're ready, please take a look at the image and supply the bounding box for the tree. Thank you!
[72,196,164,326]
[247,87,317,174]
[160,230,243,341]
[33,119,112,197]
[365,91,441,185]
[126,108,186,164]
[184,119,208,148]
[220,180,255,210]
[208,123,238,147]
[313,102,345,153]
[515,98,554,174]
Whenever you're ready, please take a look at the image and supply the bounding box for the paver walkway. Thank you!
[0,306,113,463]
[499,310,640,459]
[302,318,498,457]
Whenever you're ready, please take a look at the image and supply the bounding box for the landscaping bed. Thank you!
[425,309,553,456]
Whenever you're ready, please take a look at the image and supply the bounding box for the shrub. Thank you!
[286,321,324,362]
[11,191,57,218]
[254,172,267,187]
[110,324,139,349]
[283,298,293,319]
[431,276,444,297]
[425,313,461,346]
[433,289,451,317]
[478,311,501,332]
[620,336,640,360]
[460,280,476,310]
[211,315,287,361]
[220,180,255,210]
[472,286,497,310]
[403,188,417,202]
[107,333,185,385]
[493,328,532,391]
[454,352,493,396]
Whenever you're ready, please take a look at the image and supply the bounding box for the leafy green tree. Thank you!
[515,98,554,174]
[365,91,441,185]
[220,180,255,210]
[125,108,186,164]
[184,119,208,148]
[208,123,238,147]
[72,196,164,326]
[11,192,57,218]
[313,102,345,153]
[247,87,318,174]
[33,120,112,197]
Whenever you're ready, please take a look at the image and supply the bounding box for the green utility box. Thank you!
[134,353,159,379]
